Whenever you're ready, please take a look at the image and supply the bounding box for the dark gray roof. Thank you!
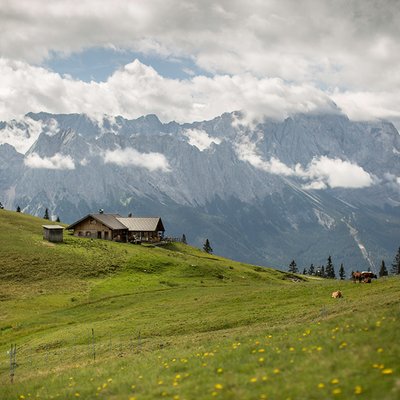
[117,217,165,232]
[66,214,126,230]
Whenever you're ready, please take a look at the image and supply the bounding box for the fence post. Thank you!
[10,344,16,384]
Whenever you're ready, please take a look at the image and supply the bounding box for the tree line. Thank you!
[288,249,400,278]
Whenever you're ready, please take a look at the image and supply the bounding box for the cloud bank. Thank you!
[24,152,75,170]
[0,58,342,125]
[0,1,399,126]
[103,147,170,172]
[235,138,373,189]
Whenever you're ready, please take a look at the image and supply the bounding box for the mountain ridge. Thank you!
[0,111,399,272]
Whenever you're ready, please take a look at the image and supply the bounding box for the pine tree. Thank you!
[320,265,325,278]
[326,256,336,279]
[308,264,315,275]
[379,260,388,277]
[288,260,298,274]
[391,247,400,275]
[56,216,61,223]
[181,234,187,244]
[339,263,345,280]
[0,201,4,209]
[16,206,21,213]
[302,268,307,275]
[203,238,213,254]
[44,208,49,220]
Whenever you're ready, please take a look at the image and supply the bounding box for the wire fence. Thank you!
[1,329,148,385]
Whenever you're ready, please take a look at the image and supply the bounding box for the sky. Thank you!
[1,0,400,126]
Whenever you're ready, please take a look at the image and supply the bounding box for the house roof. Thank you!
[116,217,165,232]
[66,213,126,230]
[42,225,64,230]
[66,214,165,232]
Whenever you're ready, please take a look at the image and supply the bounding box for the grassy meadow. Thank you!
[0,209,399,399]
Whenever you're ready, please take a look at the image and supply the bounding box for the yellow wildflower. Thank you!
[332,388,342,395]
[354,385,363,394]
[317,383,325,389]
[258,357,265,363]
[250,377,258,383]
[331,378,339,385]
[273,368,280,374]
[382,368,393,375]
[217,368,223,374]
[214,383,223,390]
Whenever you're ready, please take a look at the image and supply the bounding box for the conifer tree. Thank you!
[288,260,298,274]
[203,238,213,254]
[391,247,400,275]
[0,201,3,209]
[302,268,307,275]
[16,206,21,213]
[44,208,49,220]
[339,263,345,280]
[308,263,315,275]
[181,234,187,244]
[379,260,388,277]
[320,265,325,278]
[56,216,60,223]
[326,255,336,279]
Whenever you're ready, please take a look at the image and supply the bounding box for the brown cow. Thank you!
[352,271,362,283]
[331,290,342,298]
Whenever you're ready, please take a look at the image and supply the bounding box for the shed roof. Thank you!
[66,214,126,230]
[42,225,64,230]
[117,217,165,232]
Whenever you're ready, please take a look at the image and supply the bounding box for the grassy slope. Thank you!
[0,210,399,400]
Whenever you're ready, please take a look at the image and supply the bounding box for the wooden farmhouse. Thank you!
[66,213,165,243]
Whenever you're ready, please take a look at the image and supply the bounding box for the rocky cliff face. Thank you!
[1,111,399,272]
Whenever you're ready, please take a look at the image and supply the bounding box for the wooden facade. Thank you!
[66,214,165,243]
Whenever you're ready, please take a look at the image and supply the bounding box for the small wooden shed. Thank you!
[42,225,64,243]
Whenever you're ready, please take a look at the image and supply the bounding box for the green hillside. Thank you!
[0,209,399,400]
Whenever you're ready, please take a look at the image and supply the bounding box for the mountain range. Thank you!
[0,110,399,273]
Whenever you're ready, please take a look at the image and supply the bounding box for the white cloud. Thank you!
[183,129,221,151]
[1,1,399,91]
[331,90,400,124]
[0,116,44,154]
[302,156,374,189]
[235,138,373,189]
[235,137,294,176]
[103,147,170,172]
[0,58,339,125]
[0,1,399,125]
[24,152,75,170]
[383,172,400,192]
